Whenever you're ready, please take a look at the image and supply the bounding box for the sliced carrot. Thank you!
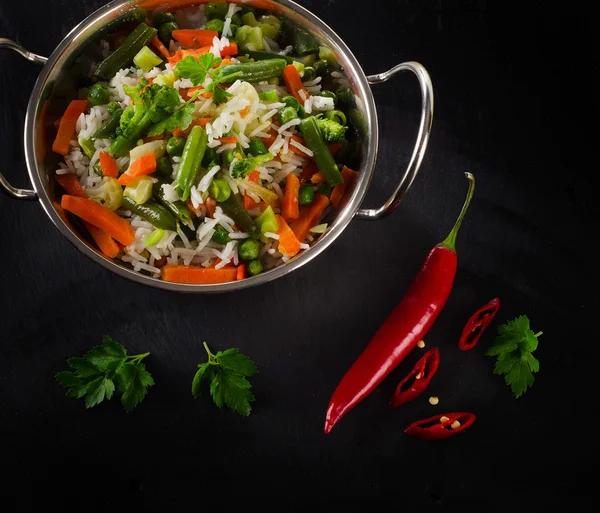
[172,117,212,137]
[151,35,171,59]
[275,215,301,257]
[205,196,217,218]
[239,106,250,118]
[83,221,121,258]
[236,264,246,280]
[283,64,308,104]
[61,195,135,246]
[311,172,326,184]
[289,193,330,242]
[219,136,237,144]
[243,171,260,211]
[288,135,310,156]
[330,166,359,208]
[162,265,238,284]
[117,154,157,185]
[172,29,219,48]
[168,46,212,65]
[52,99,89,156]
[282,173,300,222]
[99,151,119,178]
[55,173,86,197]
[220,41,238,57]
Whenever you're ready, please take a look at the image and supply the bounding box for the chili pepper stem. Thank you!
[439,172,475,253]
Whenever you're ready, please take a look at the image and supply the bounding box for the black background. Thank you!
[0,1,596,511]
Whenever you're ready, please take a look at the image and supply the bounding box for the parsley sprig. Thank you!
[192,342,258,416]
[485,315,542,398]
[55,336,154,411]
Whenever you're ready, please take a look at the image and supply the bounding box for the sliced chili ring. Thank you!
[404,412,476,440]
[458,298,501,350]
[390,348,440,408]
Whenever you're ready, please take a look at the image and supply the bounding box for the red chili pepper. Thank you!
[458,297,501,350]
[324,173,475,434]
[404,412,476,440]
[389,348,440,408]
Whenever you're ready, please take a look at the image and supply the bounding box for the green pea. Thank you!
[248,138,269,156]
[313,59,329,75]
[158,21,179,47]
[302,66,317,82]
[320,90,338,106]
[298,184,315,205]
[166,136,186,157]
[87,82,110,106]
[153,11,176,26]
[239,239,260,260]
[281,95,300,111]
[156,156,173,179]
[106,101,121,114]
[205,18,224,34]
[202,147,218,168]
[212,224,231,245]
[221,148,236,168]
[325,109,347,126]
[209,177,232,203]
[279,106,298,125]
[247,259,263,276]
[317,183,333,196]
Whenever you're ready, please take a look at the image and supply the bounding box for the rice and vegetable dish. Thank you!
[52,1,359,284]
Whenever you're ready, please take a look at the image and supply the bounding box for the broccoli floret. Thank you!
[231,153,274,178]
[316,117,348,143]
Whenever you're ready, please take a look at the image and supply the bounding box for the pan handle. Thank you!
[0,38,46,200]
[354,61,433,220]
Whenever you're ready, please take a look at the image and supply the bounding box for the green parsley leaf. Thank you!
[191,342,258,416]
[212,84,232,105]
[486,315,542,398]
[55,336,154,411]
[147,102,195,137]
[174,54,222,86]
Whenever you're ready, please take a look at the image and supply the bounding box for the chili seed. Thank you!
[429,396,439,405]
[440,416,450,423]
[415,373,422,380]
[417,340,425,348]
[451,420,461,429]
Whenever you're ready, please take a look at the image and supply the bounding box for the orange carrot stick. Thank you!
[83,221,121,258]
[219,136,238,144]
[151,35,171,59]
[52,99,88,156]
[99,151,119,178]
[55,173,86,197]
[117,154,157,185]
[310,172,326,184]
[275,214,301,257]
[168,46,212,65]
[243,171,260,211]
[282,64,307,104]
[172,29,219,47]
[60,195,135,246]
[330,166,359,208]
[236,264,246,280]
[219,41,238,57]
[282,173,300,222]
[162,265,238,284]
[289,193,330,242]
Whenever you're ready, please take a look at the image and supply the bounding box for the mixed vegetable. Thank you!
[52,2,360,284]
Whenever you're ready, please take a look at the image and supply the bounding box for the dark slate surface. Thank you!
[0,1,595,511]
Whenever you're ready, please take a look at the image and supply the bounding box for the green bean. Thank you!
[218,58,287,83]
[320,90,338,105]
[238,239,260,261]
[94,23,157,80]
[122,196,178,231]
[78,137,96,159]
[175,125,207,201]
[158,21,179,47]
[242,50,295,64]
[106,101,121,114]
[212,225,231,245]
[92,108,124,140]
[205,2,229,19]
[108,136,137,158]
[87,83,110,106]
[279,106,298,125]
[153,11,176,26]
[152,179,193,224]
[325,109,347,126]
[299,116,343,186]
[281,18,319,55]
[247,259,263,276]
[298,184,315,205]
[248,138,269,157]
[166,136,186,157]
[218,193,260,239]
[209,177,232,203]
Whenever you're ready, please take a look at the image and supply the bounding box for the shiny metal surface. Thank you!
[5,0,433,292]
[355,62,434,220]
